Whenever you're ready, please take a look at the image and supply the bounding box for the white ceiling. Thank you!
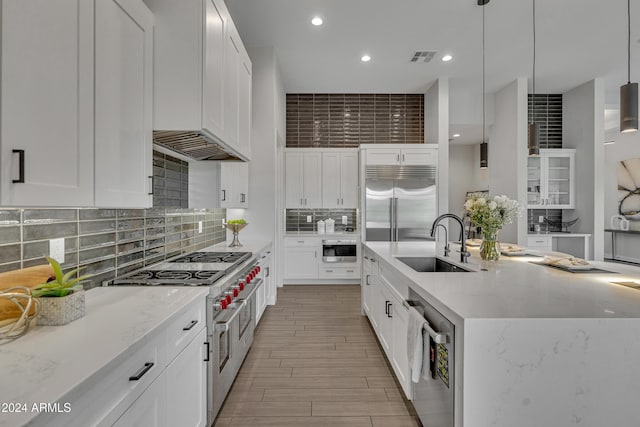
[226,0,638,142]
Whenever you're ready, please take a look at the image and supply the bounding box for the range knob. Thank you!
[246,274,252,283]
[238,280,245,291]
[224,290,233,304]
[231,285,240,297]
[256,266,261,274]
[213,299,228,310]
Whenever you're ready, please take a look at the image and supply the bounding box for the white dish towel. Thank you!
[407,304,427,383]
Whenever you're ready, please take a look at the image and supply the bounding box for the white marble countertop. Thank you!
[0,286,209,427]
[364,241,640,320]
[284,231,359,237]
[201,238,272,255]
[527,232,592,237]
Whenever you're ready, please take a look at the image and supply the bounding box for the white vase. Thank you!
[37,288,85,326]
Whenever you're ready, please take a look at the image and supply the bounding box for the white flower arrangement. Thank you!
[464,193,521,235]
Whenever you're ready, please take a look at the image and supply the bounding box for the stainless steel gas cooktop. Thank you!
[108,251,252,286]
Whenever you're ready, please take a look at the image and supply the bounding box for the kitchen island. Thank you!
[363,241,640,427]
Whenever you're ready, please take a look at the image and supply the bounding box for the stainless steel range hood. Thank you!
[152,131,241,161]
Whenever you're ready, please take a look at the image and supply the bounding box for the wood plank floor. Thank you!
[214,285,419,427]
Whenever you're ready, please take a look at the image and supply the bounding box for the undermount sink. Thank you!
[396,257,473,273]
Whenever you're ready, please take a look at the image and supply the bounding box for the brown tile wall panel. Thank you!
[286,94,424,147]
[286,209,358,232]
[0,207,227,290]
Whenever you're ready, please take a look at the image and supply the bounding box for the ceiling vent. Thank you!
[410,51,437,63]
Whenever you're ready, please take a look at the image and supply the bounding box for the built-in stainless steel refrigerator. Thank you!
[364,165,437,241]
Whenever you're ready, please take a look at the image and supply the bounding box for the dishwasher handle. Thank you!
[404,300,448,344]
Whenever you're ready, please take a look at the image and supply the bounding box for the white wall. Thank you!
[603,129,640,262]
[563,79,605,261]
[425,78,449,217]
[449,145,476,217]
[489,78,528,245]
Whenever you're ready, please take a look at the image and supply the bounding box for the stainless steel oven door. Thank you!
[236,278,262,365]
[322,240,357,263]
[210,301,244,420]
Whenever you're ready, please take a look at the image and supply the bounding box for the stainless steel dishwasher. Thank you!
[407,289,455,427]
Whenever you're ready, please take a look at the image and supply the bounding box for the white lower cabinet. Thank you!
[166,327,208,427]
[42,298,207,427]
[390,299,411,392]
[363,248,412,399]
[284,247,318,279]
[284,236,360,282]
[113,373,167,427]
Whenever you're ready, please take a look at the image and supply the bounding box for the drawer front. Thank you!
[319,266,359,279]
[285,237,321,247]
[44,331,167,427]
[166,297,206,361]
[527,236,552,248]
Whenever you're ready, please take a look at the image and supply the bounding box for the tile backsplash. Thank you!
[153,150,189,208]
[286,209,358,232]
[528,209,563,233]
[286,94,424,147]
[0,208,226,289]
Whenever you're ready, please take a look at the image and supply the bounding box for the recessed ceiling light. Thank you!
[452,133,461,138]
[311,17,323,26]
[361,55,371,62]
[442,54,453,62]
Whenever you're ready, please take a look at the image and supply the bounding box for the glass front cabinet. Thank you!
[527,149,576,209]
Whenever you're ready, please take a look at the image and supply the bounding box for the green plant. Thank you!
[227,219,247,225]
[31,257,92,298]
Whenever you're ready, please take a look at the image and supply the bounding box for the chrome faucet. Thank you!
[430,214,471,263]
[433,223,450,257]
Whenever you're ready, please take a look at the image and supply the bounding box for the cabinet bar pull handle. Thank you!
[387,303,393,318]
[365,274,371,285]
[396,154,400,162]
[12,149,25,183]
[402,154,405,162]
[147,176,154,195]
[347,269,354,273]
[300,198,303,205]
[129,362,154,381]
[266,267,270,277]
[385,300,390,315]
[337,198,340,205]
[241,193,246,203]
[183,320,198,331]
[204,342,210,362]
[222,190,226,201]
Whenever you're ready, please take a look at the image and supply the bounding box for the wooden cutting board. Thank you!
[0,264,54,321]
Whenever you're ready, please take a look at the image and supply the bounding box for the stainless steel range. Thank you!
[107,250,261,425]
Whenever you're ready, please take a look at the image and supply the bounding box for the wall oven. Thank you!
[322,239,357,263]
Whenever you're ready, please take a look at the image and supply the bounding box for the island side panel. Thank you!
[463,318,640,427]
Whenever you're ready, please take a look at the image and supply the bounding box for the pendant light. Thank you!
[621,0,638,133]
[479,0,489,169]
[528,0,540,156]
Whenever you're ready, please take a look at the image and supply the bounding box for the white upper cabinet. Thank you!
[220,162,249,208]
[202,0,226,139]
[364,146,437,166]
[285,151,322,208]
[527,149,576,209]
[1,0,153,208]
[94,0,153,208]
[238,48,253,159]
[1,0,94,206]
[144,0,252,161]
[321,150,359,208]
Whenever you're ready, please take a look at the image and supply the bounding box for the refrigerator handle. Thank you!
[389,198,394,241]
[394,197,399,241]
